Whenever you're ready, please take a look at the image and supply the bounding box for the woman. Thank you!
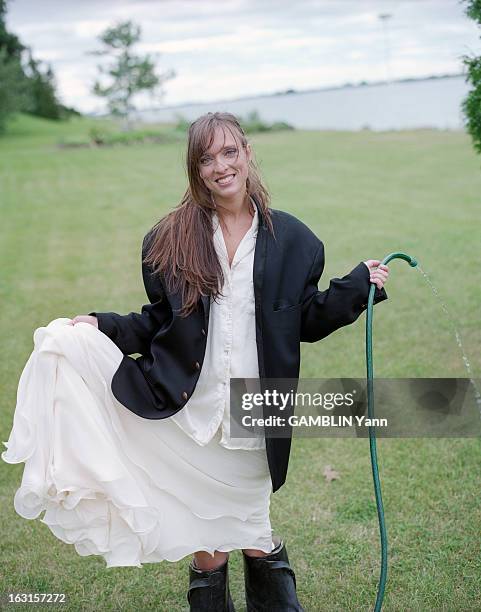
[2,112,389,611]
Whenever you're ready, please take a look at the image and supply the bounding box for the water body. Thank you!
[139,75,469,131]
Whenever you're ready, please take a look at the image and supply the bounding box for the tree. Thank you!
[462,0,481,154]
[91,20,175,126]
[0,0,24,59]
[0,0,67,132]
[0,47,30,132]
[0,0,29,131]
[25,52,62,120]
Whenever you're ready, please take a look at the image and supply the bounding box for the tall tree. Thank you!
[91,20,175,126]
[0,0,29,131]
[462,0,481,154]
[25,52,62,120]
[0,0,24,59]
[0,0,66,132]
[0,47,30,131]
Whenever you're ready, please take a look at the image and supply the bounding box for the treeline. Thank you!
[0,0,78,133]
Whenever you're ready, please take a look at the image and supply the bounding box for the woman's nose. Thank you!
[213,157,228,173]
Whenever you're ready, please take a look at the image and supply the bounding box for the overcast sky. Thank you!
[6,0,481,113]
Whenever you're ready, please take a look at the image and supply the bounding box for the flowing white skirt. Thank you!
[1,318,274,568]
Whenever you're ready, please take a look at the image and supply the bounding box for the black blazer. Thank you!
[90,197,388,492]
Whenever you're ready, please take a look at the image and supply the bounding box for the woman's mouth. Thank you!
[215,174,236,186]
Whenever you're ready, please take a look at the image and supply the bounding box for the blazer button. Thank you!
[182,391,188,400]
[201,328,206,336]
[194,361,200,370]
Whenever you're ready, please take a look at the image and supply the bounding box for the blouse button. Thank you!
[194,361,200,370]
[182,391,188,400]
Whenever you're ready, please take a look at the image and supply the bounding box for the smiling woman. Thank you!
[138,112,274,320]
[3,111,388,612]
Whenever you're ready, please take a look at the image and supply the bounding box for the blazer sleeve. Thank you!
[89,233,170,355]
[300,241,388,343]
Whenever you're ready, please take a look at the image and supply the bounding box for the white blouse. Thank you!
[171,201,265,451]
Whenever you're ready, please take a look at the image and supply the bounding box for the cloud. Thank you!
[6,0,480,113]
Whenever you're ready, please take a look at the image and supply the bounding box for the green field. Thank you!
[1,114,480,611]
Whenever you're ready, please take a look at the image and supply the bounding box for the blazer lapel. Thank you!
[201,293,210,330]
[252,195,268,377]
[252,195,267,303]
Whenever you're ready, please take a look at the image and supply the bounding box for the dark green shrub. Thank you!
[240,110,294,134]
[174,110,293,135]
[462,0,481,154]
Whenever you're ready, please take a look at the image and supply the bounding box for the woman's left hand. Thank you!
[362,260,390,290]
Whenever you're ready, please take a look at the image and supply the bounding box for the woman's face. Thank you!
[198,125,251,203]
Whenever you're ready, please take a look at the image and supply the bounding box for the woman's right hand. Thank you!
[70,315,98,328]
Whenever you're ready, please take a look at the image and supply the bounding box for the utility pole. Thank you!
[378,13,393,83]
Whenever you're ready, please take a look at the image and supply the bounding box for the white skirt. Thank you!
[1,318,274,568]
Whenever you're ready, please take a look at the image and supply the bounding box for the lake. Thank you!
[138,75,469,131]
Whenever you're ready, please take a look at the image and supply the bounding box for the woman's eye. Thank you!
[200,148,236,165]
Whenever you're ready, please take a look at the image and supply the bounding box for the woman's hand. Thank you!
[69,315,98,328]
[362,260,390,290]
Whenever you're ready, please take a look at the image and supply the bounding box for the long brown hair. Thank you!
[143,112,275,317]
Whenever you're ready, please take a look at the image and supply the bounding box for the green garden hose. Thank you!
[366,252,418,612]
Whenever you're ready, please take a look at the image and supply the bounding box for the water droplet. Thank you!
[416,265,481,414]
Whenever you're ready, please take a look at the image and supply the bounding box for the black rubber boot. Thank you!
[242,536,304,611]
[187,556,236,611]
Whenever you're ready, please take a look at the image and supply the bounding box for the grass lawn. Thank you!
[0,114,480,611]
